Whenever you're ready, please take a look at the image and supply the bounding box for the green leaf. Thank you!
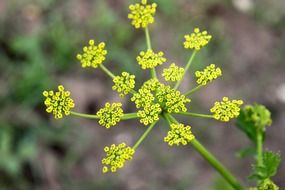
[249,151,281,181]
[236,108,259,142]
[263,151,281,177]
[236,147,256,158]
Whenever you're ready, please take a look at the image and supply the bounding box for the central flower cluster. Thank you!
[131,79,191,125]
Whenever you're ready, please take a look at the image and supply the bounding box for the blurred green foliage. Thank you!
[0,0,284,189]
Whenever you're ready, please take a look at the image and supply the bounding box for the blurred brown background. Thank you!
[0,0,284,189]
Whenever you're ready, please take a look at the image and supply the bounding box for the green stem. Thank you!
[70,111,99,119]
[256,130,263,167]
[145,27,157,79]
[184,85,203,96]
[191,139,244,190]
[175,112,214,119]
[99,64,115,79]
[70,111,138,121]
[133,121,157,150]
[164,113,245,190]
[174,50,197,90]
[121,113,139,120]
[145,27,152,50]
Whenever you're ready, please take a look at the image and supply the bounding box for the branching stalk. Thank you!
[184,85,203,96]
[70,111,138,121]
[175,112,214,119]
[145,27,157,79]
[133,121,157,150]
[174,50,197,90]
[70,111,99,119]
[164,113,245,190]
[99,64,115,79]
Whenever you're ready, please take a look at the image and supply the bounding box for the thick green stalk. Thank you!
[145,27,157,79]
[184,85,203,96]
[174,50,197,90]
[175,112,214,119]
[133,121,157,150]
[256,130,263,169]
[99,64,115,79]
[164,113,245,190]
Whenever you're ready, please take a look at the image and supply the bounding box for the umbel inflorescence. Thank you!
[42,0,245,183]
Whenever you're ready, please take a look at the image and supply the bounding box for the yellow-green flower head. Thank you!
[96,103,124,128]
[131,79,162,109]
[195,64,222,85]
[43,85,75,119]
[257,179,279,190]
[141,78,162,91]
[156,85,191,113]
[162,63,185,82]
[164,123,195,146]
[128,0,157,29]
[184,28,212,50]
[210,97,243,122]
[243,104,272,129]
[102,143,135,173]
[137,103,161,125]
[131,88,154,108]
[136,49,166,69]
[112,72,136,97]
[76,39,107,68]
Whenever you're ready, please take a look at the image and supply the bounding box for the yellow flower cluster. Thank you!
[137,103,161,125]
[136,49,166,69]
[131,79,160,108]
[131,79,161,125]
[112,72,136,97]
[96,103,124,128]
[132,79,190,120]
[102,143,135,173]
[156,85,191,113]
[257,179,279,190]
[162,63,185,82]
[164,123,195,146]
[184,28,212,50]
[195,64,222,85]
[128,0,157,29]
[43,85,75,119]
[76,39,107,68]
[210,97,243,122]
[131,88,154,108]
[141,78,162,91]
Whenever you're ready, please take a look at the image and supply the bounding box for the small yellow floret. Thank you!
[96,103,124,128]
[162,63,185,82]
[76,39,107,68]
[136,49,166,69]
[156,85,191,113]
[210,97,243,122]
[195,64,222,85]
[184,28,212,50]
[137,103,162,125]
[102,143,135,173]
[128,0,157,29]
[164,123,195,146]
[112,72,136,97]
[43,85,75,119]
